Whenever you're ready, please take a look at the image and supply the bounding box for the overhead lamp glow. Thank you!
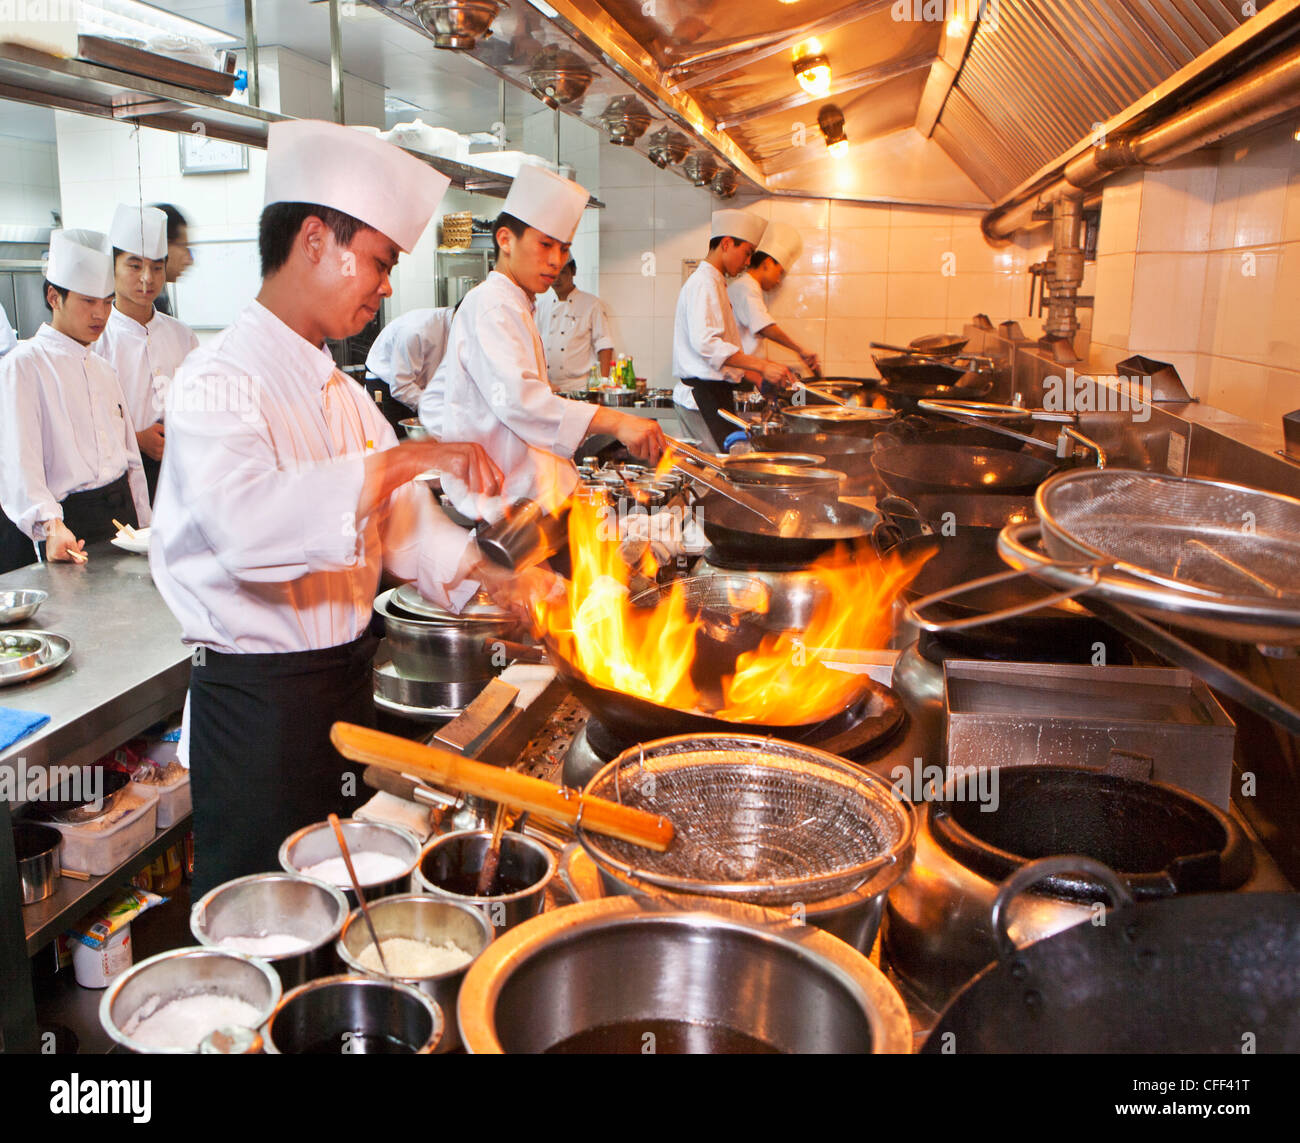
[818,103,849,158]
[794,54,832,98]
[527,0,561,15]
[828,139,850,159]
[946,16,968,37]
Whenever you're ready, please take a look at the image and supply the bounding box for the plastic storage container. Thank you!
[51,790,159,875]
[133,773,191,829]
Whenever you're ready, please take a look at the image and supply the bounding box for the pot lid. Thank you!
[391,583,513,624]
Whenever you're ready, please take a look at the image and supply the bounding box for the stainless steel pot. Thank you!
[100,947,282,1054]
[264,974,443,1054]
[374,588,519,683]
[884,765,1254,1010]
[457,897,912,1053]
[14,821,61,903]
[334,893,493,1053]
[190,872,350,989]
[415,830,554,935]
[279,819,422,907]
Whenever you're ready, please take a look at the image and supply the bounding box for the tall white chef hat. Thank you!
[110,204,169,261]
[264,120,451,253]
[45,229,115,298]
[711,209,766,247]
[501,164,589,244]
[757,220,803,272]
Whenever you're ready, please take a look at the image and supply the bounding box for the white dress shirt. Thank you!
[149,300,479,655]
[534,287,615,386]
[0,305,16,357]
[727,273,775,357]
[672,261,743,384]
[93,305,199,431]
[419,271,596,521]
[0,324,151,539]
[365,306,455,411]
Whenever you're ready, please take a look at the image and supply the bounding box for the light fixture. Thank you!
[946,15,968,38]
[819,103,849,157]
[793,39,832,98]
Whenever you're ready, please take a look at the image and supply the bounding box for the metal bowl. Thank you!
[190,872,350,989]
[279,819,422,908]
[399,418,432,442]
[413,0,504,51]
[100,947,282,1054]
[264,974,444,1054]
[335,893,493,1053]
[0,589,47,625]
[0,630,72,687]
[597,387,636,407]
[415,830,554,935]
[457,897,912,1053]
[14,821,61,904]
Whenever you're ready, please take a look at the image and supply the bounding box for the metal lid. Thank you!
[391,583,513,624]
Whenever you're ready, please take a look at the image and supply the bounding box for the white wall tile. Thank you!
[1128,252,1208,354]
[825,273,888,319]
[885,272,949,320]
[766,274,827,321]
[1090,253,1136,349]
[1096,170,1143,257]
[1137,159,1218,254]
[828,199,892,229]
[887,225,953,274]
[827,227,890,274]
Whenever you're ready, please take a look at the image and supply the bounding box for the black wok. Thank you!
[699,490,877,565]
[923,857,1300,1053]
[878,420,1034,454]
[871,440,1055,499]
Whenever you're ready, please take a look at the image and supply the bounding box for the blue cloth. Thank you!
[0,707,50,750]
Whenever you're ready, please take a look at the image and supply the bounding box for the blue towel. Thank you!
[0,707,50,750]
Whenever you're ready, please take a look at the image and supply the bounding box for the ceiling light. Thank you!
[526,0,560,15]
[793,42,832,99]
[946,16,968,37]
[819,103,848,156]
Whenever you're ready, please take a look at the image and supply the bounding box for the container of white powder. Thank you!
[279,819,421,907]
[335,894,493,1053]
[99,947,281,1054]
[190,872,351,989]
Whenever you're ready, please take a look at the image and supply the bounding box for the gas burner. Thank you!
[561,683,907,789]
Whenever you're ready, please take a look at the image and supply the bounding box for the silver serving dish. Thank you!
[0,589,47,625]
[0,631,72,687]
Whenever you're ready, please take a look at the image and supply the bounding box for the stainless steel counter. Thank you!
[0,543,191,800]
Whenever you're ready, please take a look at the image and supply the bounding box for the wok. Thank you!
[699,490,877,565]
[879,420,1034,454]
[923,856,1300,1053]
[718,411,884,491]
[872,440,1055,500]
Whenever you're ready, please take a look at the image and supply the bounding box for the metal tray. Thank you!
[76,35,237,96]
[0,589,47,625]
[0,630,71,686]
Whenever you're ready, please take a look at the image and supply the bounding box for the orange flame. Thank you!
[535,492,930,725]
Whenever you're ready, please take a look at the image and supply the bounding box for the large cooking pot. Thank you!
[374,587,520,683]
[922,857,1300,1053]
[884,766,1253,1010]
[457,897,913,1053]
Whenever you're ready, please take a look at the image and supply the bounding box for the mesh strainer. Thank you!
[576,735,915,907]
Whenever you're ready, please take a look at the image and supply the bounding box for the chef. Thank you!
[534,257,616,388]
[729,220,820,374]
[94,204,199,501]
[150,203,193,316]
[0,229,150,574]
[0,303,16,357]
[365,304,455,411]
[419,164,664,524]
[150,119,524,894]
[671,209,797,451]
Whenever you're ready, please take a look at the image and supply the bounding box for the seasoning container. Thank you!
[73,924,132,989]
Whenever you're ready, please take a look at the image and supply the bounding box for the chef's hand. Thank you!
[758,360,798,388]
[44,519,86,563]
[424,442,504,497]
[136,423,165,462]
[474,559,565,625]
[799,350,822,376]
[612,413,667,465]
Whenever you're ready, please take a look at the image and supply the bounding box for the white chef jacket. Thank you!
[534,287,615,386]
[727,273,775,357]
[149,300,479,655]
[672,261,744,385]
[0,324,151,539]
[93,305,199,431]
[365,306,455,411]
[0,305,16,357]
[418,271,596,521]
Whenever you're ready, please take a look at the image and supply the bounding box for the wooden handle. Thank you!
[331,722,673,852]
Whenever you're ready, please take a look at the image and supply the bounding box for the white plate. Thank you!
[110,527,151,554]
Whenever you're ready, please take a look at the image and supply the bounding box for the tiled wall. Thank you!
[1090,118,1300,430]
[595,142,1049,389]
[0,136,59,228]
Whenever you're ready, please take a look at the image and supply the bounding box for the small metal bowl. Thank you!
[399,418,432,442]
[415,830,554,935]
[14,821,61,904]
[0,589,47,625]
[279,820,422,908]
[264,974,444,1054]
[0,632,47,674]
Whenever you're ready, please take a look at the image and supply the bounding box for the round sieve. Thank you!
[576,735,915,907]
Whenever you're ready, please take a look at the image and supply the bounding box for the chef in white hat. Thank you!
[0,229,150,573]
[728,220,821,374]
[0,303,16,357]
[419,163,664,528]
[671,209,797,450]
[365,304,457,412]
[93,204,199,501]
[150,119,522,894]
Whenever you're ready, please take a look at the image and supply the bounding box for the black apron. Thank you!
[0,472,138,574]
[141,453,162,504]
[186,631,379,896]
[681,378,740,452]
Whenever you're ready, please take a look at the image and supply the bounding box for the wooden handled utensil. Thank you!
[477,801,509,895]
[327,813,390,975]
[331,722,674,851]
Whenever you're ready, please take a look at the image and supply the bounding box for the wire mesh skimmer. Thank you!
[576,735,915,908]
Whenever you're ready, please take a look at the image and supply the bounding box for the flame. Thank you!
[534,492,931,725]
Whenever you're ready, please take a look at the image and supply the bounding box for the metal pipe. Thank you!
[984,43,1300,241]
[329,0,344,124]
[498,78,506,150]
[243,0,259,109]
[554,106,560,168]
